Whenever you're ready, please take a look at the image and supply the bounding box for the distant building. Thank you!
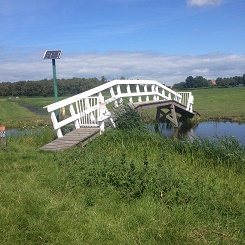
[211,80,216,85]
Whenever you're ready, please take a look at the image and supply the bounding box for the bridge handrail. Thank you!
[44,80,181,112]
[178,92,193,112]
[44,80,193,138]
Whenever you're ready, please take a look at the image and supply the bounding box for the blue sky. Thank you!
[0,0,244,85]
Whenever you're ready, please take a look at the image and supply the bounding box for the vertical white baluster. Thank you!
[117,85,123,104]
[136,84,142,102]
[69,104,80,129]
[75,99,82,126]
[96,97,99,125]
[155,86,159,100]
[168,92,172,100]
[50,111,63,138]
[127,84,133,103]
[110,86,118,107]
[162,89,166,100]
[151,85,156,101]
[99,92,103,103]
[144,85,149,101]
[81,99,85,125]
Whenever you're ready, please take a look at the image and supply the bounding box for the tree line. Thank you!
[1,74,244,97]
[173,74,245,89]
[0,77,103,97]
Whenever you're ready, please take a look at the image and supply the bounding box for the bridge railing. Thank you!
[44,80,193,138]
[178,92,194,112]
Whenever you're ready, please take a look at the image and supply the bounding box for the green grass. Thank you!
[0,98,50,128]
[0,88,245,243]
[191,87,245,122]
[8,96,69,108]
[0,128,244,244]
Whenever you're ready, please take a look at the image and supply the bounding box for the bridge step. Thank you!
[40,127,100,151]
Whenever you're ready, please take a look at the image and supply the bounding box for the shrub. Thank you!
[112,103,147,131]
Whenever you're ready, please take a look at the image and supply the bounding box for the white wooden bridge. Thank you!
[40,79,198,151]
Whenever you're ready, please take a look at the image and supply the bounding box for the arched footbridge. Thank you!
[41,80,199,151]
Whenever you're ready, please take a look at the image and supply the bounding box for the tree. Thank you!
[194,76,209,88]
[185,76,195,88]
[101,76,107,83]
[241,74,245,85]
[173,82,185,90]
[12,81,25,96]
[216,77,223,86]
[0,82,11,96]
[233,76,242,85]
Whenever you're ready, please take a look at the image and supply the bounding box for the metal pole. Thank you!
[52,59,59,121]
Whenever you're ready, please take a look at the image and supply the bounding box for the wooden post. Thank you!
[0,126,6,148]
[155,107,167,122]
[156,105,179,128]
[170,104,178,128]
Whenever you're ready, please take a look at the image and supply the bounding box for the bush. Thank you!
[112,103,147,131]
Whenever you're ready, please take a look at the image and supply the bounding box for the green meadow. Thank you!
[0,87,245,244]
[0,98,48,128]
[191,87,245,122]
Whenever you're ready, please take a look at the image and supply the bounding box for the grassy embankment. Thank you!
[191,87,245,122]
[0,97,68,128]
[1,121,244,244]
[0,87,244,244]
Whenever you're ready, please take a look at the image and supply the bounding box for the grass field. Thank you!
[0,127,244,244]
[8,96,69,108]
[0,88,245,244]
[0,98,50,128]
[191,87,245,122]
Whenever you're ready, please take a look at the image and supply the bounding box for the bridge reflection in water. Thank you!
[149,121,245,146]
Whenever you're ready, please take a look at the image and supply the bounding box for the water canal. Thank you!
[5,102,245,146]
[6,121,245,146]
[149,121,245,146]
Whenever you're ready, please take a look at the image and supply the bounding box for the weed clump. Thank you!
[113,103,147,131]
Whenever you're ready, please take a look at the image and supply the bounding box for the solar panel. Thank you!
[43,50,62,59]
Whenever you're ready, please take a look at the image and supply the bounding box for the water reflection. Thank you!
[149,121,245,145]
[6,121,245,146]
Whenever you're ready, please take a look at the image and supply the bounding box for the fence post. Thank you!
[0,126,6,148]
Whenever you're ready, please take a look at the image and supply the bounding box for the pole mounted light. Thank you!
[43,50,62,120]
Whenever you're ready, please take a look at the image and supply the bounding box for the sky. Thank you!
[0,0,244,85]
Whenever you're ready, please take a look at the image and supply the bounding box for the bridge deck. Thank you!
[132,100,200,117]
[40,127,100,151]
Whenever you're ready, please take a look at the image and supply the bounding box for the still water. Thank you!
[6,122,245,146]
[149,121,245,146]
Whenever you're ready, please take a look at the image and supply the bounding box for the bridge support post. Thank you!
[155,107,165,122]
[168,104,178,128]
[155,104,178,128]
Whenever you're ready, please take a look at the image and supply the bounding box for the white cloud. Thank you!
[0,50,244,85]
[187,0,222,7]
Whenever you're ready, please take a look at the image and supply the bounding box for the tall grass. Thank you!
[112,103,147,131]
[0,105,244,244]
